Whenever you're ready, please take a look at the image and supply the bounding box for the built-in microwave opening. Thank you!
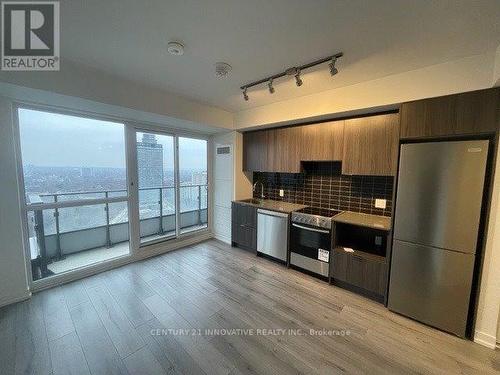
[334,223,387,258]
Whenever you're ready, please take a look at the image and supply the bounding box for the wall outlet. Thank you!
[279,189,284,197]
[375,199,386,209]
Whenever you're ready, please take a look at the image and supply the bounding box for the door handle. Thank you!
[291,223,329,234]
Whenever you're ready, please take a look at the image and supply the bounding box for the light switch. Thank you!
[375,199,386,209]
[279,189,284,197]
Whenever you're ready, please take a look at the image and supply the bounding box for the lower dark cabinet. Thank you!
[231,202,257,252]
[231,223,256,251]
[347,254,366,288]
[332,249,348,282]
[332,247,388,301]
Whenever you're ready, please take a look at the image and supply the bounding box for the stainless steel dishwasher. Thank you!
[257,209,288,262]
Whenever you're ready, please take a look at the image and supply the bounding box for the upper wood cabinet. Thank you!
[400,88,500,139]
[267,126,302,173]
[300,120,344,161]
[342,114,400,176]
[243,113,399,175]
[243,130,268,172]
[243,127,301,172]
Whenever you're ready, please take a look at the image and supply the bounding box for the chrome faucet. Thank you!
[253,181,265,199]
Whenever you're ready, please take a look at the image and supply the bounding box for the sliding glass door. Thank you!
[178,137,208,234]
[135,131,176,244]
[131,130,209,246]
[17,108,130,281]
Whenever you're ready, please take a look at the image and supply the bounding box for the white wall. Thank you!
[474,136,500,349]
[233,132,253,200]
[0,97,30,306]
[493,44,500,86]
[497,310,500,345]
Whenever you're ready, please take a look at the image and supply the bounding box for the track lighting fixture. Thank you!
[329,57,338,76]
[294,69,303,87]
[240,52,342,101]
[268,79,275,94]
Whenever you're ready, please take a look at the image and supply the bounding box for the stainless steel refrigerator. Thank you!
[388,140,489,338]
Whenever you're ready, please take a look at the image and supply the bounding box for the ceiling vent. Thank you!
[216,146,231,155]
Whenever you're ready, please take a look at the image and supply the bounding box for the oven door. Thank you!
[290,222,331,264]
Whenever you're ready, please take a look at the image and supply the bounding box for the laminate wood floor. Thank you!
[1,239,499,375]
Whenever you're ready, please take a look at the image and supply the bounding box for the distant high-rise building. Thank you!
[137,134,163,188]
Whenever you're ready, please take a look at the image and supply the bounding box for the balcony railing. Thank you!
[27,185,208,278]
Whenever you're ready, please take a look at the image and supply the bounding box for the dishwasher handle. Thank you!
[257,209,289,219]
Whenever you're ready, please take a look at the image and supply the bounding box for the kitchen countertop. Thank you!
[333,211,392,231]
[233,198,307,214]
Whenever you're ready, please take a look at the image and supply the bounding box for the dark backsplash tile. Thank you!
[253,161,393,216]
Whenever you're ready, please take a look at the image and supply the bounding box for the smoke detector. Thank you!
[215,62,232,78]
[167,41,184,56]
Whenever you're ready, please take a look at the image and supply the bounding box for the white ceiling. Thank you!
[62,0,500,112]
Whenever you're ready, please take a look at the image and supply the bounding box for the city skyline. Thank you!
[18,108,208,170]
[22,164,206,194]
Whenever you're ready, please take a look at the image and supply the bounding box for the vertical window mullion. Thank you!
[174,135,181,237]
[125,124,140,254]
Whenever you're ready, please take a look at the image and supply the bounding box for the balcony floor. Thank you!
[47,242,130,275]
[44,224,208,276]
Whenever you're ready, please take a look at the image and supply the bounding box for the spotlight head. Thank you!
[243,88,249,101]
[294,69,303,87]
[268,79,275,94]
[329,57,338,76]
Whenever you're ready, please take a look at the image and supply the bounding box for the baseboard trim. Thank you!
[214,232,231,245]
[0,290,31,308]
[137,231,213,260]
[474,330,497,349]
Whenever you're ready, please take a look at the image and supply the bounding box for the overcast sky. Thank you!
[19,108,207,170]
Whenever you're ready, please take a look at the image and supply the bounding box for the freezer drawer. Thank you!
[394,140,488,253]
[388,240,475,337]
[257,209,288,262]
